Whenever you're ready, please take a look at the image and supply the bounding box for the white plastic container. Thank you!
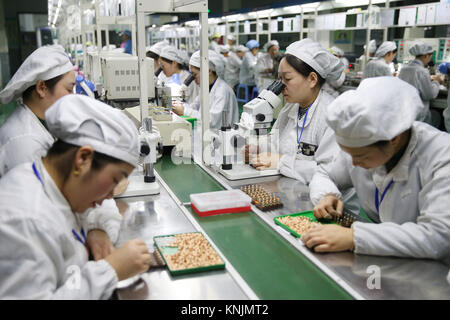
[190,190,252,217]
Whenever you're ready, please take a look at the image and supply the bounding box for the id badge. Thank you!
[297,142,317,157]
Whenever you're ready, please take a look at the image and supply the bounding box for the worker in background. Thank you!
[172,50,239,130]
[120,30,132,55]
[247,39,344,184]
[0,94,152,299]
[363,41,397,79]
[330,46,350,73]
[256,40,280,92]
[398,42,445,124]
[146,40,170,85]
[209,32,222,54]
[306,77,450,259]
[227,35,236,52]
[0,45,126,263]
[239,39,260,95]
[224,45,248,92]
[159,45,197,104]
[358,39,377,62]
[219,44,230,65]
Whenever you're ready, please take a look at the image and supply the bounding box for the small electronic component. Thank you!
[332,209,367,227]
[240,184,283,211]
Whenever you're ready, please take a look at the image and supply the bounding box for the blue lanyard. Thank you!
[296,104,312,149]
[374,179,394,213]
[33,163,87,246]
[72,228,87,246]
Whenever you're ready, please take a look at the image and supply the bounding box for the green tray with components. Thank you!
[274,211,336,238]
[153,232,225,276]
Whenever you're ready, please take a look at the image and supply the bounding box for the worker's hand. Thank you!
[86,229,115,261]
[313,194,344,220]
[301,224,354,253]
[172,101,185,116]
[250,152,281,170]
[105,239,152,281]
[431,74,445,84]
[112,178,129,197]
[244,144,259,164]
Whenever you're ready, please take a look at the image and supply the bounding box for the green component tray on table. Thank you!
[154,232,225,276]
[180,115,197,128]
[274,211,337,238]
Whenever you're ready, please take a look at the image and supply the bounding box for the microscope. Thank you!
[217,80,286,180]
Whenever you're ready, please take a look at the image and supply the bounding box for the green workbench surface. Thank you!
[154,155,353,300]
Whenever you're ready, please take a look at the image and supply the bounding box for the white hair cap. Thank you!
[364,40,377,54]
[236,45,249,52]
[159,46,184,64]
[227,35,236,41]
[326,77,423,148]
[375,41,397,58]
[263,40,279,51]
[45,95,140,167]
[330,46,344,57]
[189,50,225,78]
[285,38,344,82]
[219,44,230,53]
[0,45,73,104]
[409,42,434,56]
[147,40,170,56]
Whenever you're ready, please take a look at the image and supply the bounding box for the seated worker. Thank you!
[146,40,170,84]
[172,50,239,130]
[305,77,450,259]
[255,40,280,92]
[330,46,350,73]
[398,42,445,124]
[247,39,344,184]
[224,45,247,92]
[358,39,377,62]
[363,41,397,79]
[121,30,132,55]
[0,95,152,299]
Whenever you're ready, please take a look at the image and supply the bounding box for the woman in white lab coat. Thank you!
[248,39,344,185]
[362,41,397,79]
[305,77,450,259]
[239,40,260,90]
[398,42,445,124]
[0,95,152,299]
[224,45,247,91]
[172,49,239,130]
[255,40,280,92]
[159,45,197,104]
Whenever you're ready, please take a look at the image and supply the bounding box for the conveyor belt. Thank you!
[154,155,353,299]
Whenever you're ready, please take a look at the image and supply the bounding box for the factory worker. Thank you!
[172,50,239,130]
[0,45,76,177]
[225,45,247,91]
[358,39,377,62]
[398,42,445,124]
[146,40,170,84]
[0,45,125,260]
[0,95,152,299]
[209,32,222,54]
[219,44,230,65]
[227,34,236,52]
[159,45,197,104]
[306,77,450,259]
[363,41,397,79]
[255,40,280,92]
[239,39,260,92]
[330,46,349,72]
[120,30,132,55]
[248,39,344,185]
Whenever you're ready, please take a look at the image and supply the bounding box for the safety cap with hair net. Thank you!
[409,42,434,56]
[330,46,344,57]
[147,40,170,56]
[285,38,344,82]
[364,40,377,54]
[45,95,140,167]
[211,32,221,40]
[236,45,249,53]
[326,77,423,148]
[219,44,230,53]
[227,35,236,41]
[263,40,279,52]
[189,50,225,79]
[375,41,397,58]
[0,45,73,104]
[122,30,132,37]
[159,46,184,65]
[246,39,260,50]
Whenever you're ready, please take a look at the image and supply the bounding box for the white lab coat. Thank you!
[309,122,450,259]
[209,41,221,54]
[398,59,440,123]
[183,77,239,130]
[0,160,118,299]
[0,100,123,243]
[255,52,274,92]
[224,52,242,88]
[239,52,258,86]
[363,57,393,79]
[321,70,346,99]
[267,89,337,184]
